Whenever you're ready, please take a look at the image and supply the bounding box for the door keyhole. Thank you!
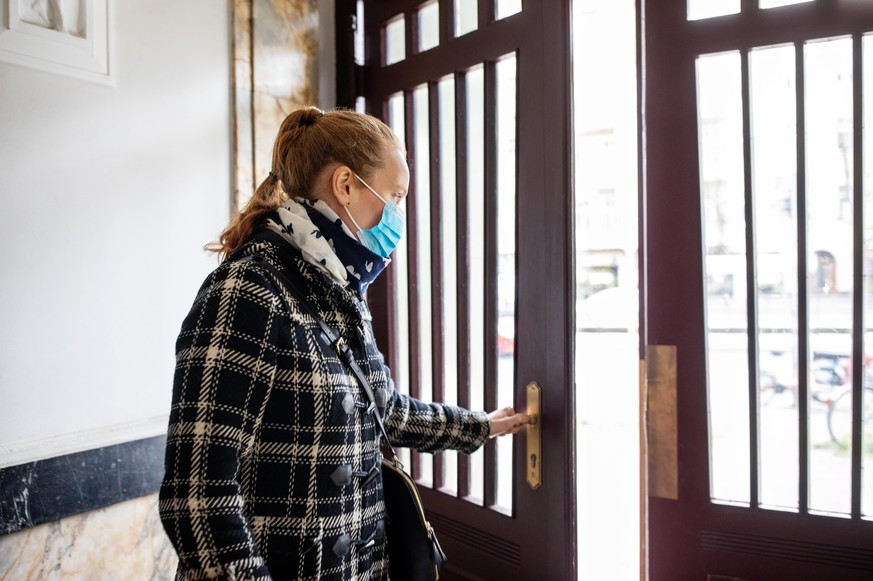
[530,453,537,469]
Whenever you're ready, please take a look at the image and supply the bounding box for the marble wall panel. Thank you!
[233,0,255,210]
[233,0,319,209]
[0,494,177,580]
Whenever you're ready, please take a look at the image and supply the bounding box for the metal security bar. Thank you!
[851,32,864,519]
[740,48,761,510]
[483,57,500,509]
[455,69,473,500]
[428,79,446,491]
[795,39,811,515]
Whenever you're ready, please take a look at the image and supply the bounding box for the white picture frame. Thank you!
[0,0,112,86]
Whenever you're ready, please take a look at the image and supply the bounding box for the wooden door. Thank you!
[337,1,576,579]
[644,0,873,579]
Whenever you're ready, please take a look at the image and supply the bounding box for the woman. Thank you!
[159,106,527,581]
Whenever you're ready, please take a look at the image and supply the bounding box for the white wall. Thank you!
[0,0,232,465]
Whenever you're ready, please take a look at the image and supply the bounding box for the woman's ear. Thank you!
[331,165,355,207]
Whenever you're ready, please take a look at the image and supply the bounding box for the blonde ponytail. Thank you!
[205,106,403,258]
[205,173,285,256]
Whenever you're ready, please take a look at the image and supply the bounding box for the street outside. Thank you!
[709,334,872,515]
[574,327,873,580]
[576,331,640,581]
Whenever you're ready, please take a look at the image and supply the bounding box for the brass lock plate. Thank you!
[526,381,542,489]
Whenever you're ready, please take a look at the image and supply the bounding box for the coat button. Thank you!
[374,518,386,543]
[341,393,355,415]
[332,533,351,558]
[375,388,387,410]
[330,464,352,487]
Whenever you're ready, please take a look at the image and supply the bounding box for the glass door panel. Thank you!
[687,0,740,21]
[864,33,873,520]
[750,44,801,511]
[438,74,459,496]
[695,32,872,517]
[494,53,517,514]
[495,0,522,21]
[381,55,519,513]
[697,50,752,505]
[455,0,478,37]
[383,15,406,66]
[416,1,440,53]
[412,82,435,486]
[466,63,487,505]
[805,37,854,515]
[760,0,813,9]
[386,91,412,471]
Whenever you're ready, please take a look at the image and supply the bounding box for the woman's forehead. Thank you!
[374,150,409,186]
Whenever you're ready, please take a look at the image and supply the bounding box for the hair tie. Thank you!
[269,171,277,180]
[299,108,324,128]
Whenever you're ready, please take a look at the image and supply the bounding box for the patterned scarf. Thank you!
[265,198,390,294]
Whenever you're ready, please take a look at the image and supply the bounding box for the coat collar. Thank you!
[231,232,371,331]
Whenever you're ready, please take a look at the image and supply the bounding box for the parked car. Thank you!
[497,315,515,357]
[577,286,639,331]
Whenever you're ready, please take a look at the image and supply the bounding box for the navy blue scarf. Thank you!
[305,206,390,294]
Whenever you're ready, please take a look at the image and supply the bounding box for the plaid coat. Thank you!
[159,233,490,581]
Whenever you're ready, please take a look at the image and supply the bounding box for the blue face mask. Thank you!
[344,173,406,258]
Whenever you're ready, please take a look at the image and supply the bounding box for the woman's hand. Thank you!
[488,407,529,438]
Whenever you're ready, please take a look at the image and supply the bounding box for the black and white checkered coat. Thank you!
[159,233,490,581]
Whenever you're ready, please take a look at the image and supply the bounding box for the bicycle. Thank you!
[826,383,873,447]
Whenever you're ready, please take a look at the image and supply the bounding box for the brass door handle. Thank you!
[526,381,542,489]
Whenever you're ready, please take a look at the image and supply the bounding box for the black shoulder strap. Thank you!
[240,253,399,462]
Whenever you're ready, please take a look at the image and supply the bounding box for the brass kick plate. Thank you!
[526,381,542,490]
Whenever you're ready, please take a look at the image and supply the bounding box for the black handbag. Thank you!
[245,254,447,580]
[379,456,447,579]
